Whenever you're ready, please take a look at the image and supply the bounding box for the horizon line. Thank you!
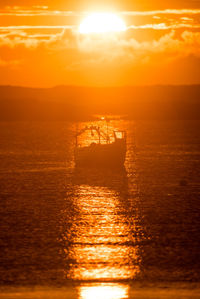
[1,83,200,89]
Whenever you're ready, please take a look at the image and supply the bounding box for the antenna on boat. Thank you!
[75,122,79,147]
[106,118,110,144]
[100,116,110,144]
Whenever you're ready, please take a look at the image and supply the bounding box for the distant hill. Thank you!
[0,85,200,120]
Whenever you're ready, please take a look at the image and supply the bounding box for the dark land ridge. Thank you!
[0,85,200,120]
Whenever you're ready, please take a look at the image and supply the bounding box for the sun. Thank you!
[79,12,127,34]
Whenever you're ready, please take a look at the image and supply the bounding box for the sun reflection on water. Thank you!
[79,283,129,299]
[61,120,140,295]
[64,183,140,281]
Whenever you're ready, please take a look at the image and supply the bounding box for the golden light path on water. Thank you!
[62,120,140,299]
[79,283,129,299]
[67,185,139,280]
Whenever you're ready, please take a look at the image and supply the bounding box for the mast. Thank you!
[106,119,109,144]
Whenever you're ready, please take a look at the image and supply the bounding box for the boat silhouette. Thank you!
[74,122,126,168]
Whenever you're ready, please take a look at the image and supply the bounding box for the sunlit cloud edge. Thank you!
[0,8,200,17]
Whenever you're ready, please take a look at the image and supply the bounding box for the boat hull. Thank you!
[75,141,126,168]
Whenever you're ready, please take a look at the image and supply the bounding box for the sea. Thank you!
[0,120,200,299]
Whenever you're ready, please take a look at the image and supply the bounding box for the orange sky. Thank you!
[0,0,200,87]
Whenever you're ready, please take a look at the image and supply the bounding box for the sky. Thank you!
[0,0,200,87]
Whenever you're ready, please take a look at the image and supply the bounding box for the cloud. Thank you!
[77,30,200,65]
[180,17,193,21]
[0,28,73,48]
[0,8,200,17]
[1,26,200,64]
[0,5,200,70]
[129,23,200,30]
[0,8,82,17]
[121,9,200,16]
[0,26,75,30]
[0,20,199,34]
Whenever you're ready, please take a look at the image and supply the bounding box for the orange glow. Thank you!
[0,6,200,86]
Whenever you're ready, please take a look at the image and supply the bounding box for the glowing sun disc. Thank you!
[79,12,127,34]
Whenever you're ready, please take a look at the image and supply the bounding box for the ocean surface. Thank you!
[0,120,200,298]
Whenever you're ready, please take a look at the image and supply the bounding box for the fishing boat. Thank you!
[74,123,126,168]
